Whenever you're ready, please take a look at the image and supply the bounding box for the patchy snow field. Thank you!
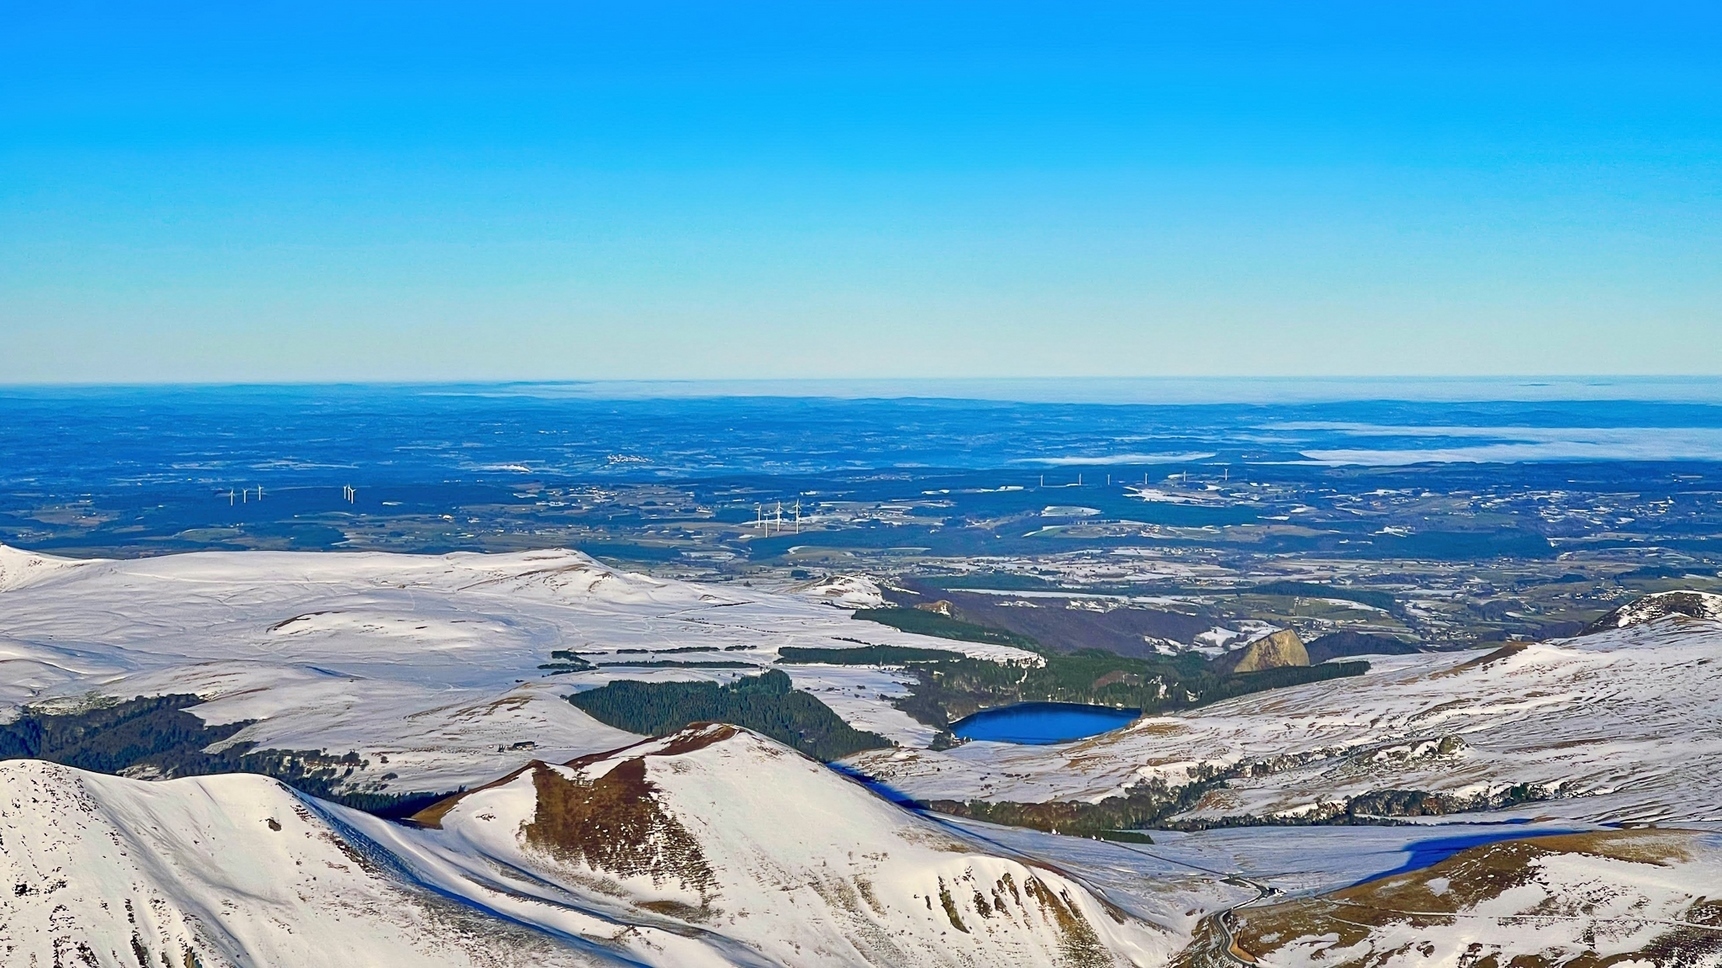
[854,621,1722,826]
[0,545,1029,792]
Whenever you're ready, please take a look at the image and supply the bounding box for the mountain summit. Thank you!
[1584,590,1722,634]
[410,723,1170,967]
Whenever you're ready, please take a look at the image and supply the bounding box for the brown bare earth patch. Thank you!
[654,723,740,756]
[1091,670,1142,689]
[1518,829,1693,866]
[523,759,718,903]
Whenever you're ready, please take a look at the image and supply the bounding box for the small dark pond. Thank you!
[950,702,1140,745]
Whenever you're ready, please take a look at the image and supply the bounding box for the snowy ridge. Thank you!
[402,724,1173,967]
[0,760,602,968]
[0,544,87,591]
[0,726,1173,967]
[796,573,888,608]
[1584,588,1722,632]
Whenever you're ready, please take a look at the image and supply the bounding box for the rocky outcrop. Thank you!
[1214,628,1309,674]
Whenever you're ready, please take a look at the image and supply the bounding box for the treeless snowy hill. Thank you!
[0,726,1173,967]
[1584,588,1722,632]
[0,759,604,968]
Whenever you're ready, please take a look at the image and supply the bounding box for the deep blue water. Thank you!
[951,702,1141,744]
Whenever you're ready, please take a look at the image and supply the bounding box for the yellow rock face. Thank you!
[1228,628,1310,673]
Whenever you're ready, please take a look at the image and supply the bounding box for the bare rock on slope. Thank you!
[412,723,1173,967]
[1213,628,1309,674]
[1584,589,1722,634]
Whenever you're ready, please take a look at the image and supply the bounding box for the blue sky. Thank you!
[2,2,1718,382]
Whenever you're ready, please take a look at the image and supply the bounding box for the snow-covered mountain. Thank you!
[400,723,1171,966]
[8,545,1722,965]
[0,725,1172,967]
[1584,588,1722,632]
[0,759,601,968]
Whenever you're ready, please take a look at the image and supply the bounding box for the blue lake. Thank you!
[951,702,1140,745]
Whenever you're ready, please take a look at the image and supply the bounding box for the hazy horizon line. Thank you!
[3,374,1720,406]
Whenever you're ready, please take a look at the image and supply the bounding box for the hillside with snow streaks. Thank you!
[856,618,1722,825]
[397,724,1172,967]
[0,760,610,968]
[0,725,1172,967]
[1229,828,1722,966]
[0,545,1030,791]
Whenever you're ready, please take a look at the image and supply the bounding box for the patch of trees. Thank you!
[929,756,1560,835]
[540,651,594,673]
[568,669,890,761]
[0,694,450,818]
[594,660,755,669]
[895,649,1370,726]
[776,645,957,665]
[853,607,1040,649]
[929,768,1230,836]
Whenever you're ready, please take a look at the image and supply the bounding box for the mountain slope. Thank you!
[1227,828,1722,967]
[402,724,1174,967]
[0,544,1033,793]
[857,619,1722,826]
[0,725,1173,967]
[1584,588,1722,633]
[0,759,604,968]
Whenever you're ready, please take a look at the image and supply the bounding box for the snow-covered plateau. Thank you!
[0,543,1027,791]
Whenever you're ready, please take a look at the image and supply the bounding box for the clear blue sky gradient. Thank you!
[3,2,1719,382]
